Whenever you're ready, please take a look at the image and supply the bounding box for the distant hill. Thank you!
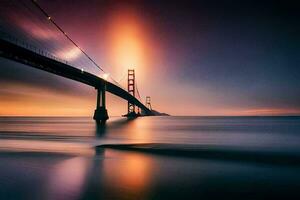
[151,110,170,116]
[124,110,169,117]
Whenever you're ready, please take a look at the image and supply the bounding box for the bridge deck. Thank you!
[0,38,152,114]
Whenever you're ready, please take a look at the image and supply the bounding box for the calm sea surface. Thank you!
[0,116,299,199]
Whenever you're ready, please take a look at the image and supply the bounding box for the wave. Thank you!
[98,143,300,166]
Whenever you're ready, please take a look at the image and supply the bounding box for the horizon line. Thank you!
[0,115,300,118]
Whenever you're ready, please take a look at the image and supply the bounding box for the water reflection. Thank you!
[95,117,151,142]
[95,118,136,137]
[0,145,299,200]
[1,116,300,199]
[46,157,91,200]
[80,146,300,200]
[95,121,107,136]
[95,117,155,144]
[76,146,154,199]
[102,149,152,194]
[77,148,105,199]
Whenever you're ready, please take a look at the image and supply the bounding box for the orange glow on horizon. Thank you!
[192,108,300,116]
[0,82,94,116]
[238,108,300,116]
[0,81,129,117]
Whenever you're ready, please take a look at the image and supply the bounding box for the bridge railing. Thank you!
[0,30,69,65]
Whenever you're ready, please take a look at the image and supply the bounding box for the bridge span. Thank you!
[0,38,154,122]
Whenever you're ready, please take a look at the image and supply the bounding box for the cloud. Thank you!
[56,47,82,61]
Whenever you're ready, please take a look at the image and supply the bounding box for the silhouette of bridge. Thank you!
[0,0,155,122]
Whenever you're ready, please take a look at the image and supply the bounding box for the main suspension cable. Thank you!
[31,0,106,72]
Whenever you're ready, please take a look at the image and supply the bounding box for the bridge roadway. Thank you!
[0,38,153,116]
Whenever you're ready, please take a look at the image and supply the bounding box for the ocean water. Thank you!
[0,116,299,199]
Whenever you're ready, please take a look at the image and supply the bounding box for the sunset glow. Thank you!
[1,1,300,200]
[106,5,148,80]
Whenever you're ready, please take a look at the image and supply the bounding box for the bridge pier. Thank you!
[93,84,108,123]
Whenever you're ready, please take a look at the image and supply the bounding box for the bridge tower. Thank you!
[93,82,108,123]
[128,69,136,114]
[146,96,152,110]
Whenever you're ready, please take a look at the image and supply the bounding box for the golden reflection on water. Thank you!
[40,147,157,199]
[109,118,154,143]
[102,149,154,195]
[130,118,153,143]
[95,117,155,144]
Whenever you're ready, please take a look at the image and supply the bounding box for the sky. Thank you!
[0,0,299,116]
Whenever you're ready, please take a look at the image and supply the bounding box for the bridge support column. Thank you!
[93,85,108,123]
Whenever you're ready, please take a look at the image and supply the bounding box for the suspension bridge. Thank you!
[0,0,157,122]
